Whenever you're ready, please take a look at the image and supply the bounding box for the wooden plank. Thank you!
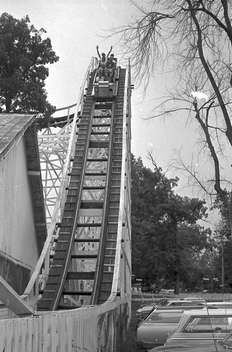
[79,208,103,217]
[80,200,104,209]
[71,254,98,259]
[77,223,102,227]
[0,275,33,316]
[89,140,109,148]
[67,272,95,280]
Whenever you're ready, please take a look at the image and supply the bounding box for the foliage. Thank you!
[213,220,232,290]
[131,155,213,291]
[177,224,215,290]
[0,13,59,118]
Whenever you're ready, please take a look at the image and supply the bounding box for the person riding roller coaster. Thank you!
[96,46,116,82]
[106,53,117,82]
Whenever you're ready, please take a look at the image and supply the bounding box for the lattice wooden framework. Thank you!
[38,106,76,223]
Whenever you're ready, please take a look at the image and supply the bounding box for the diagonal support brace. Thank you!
[0,275,34,316]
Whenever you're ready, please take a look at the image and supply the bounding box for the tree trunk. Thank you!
[174,271,180,295]
[172,218,180,294]
[5,96,12,112]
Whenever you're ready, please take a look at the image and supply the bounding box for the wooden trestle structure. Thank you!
[0,57,132,351]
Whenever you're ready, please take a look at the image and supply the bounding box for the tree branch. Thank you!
[186,0,232,147]
[192,99,225,197]
[206,124,226,134]
[197,4,229,39]
[173,155,216,197]
[221,0,232,45]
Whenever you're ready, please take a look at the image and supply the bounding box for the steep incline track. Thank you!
[38,72,95,311]
[38,67,126,310]
[92,69,126,304]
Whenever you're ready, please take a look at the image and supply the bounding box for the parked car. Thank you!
[151,332,232,351]
[155,299,207,312]
[136,304,157,322]
[135,297,206,324]
[205,301,232,309]
[155,308,232,350]
[165,299,205,307]
[136,309,184,350]
[159,289,175,295]
[182,296,204,300]
[166,299,232,310]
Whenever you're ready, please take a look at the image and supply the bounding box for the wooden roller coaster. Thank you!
[0,56,132,351]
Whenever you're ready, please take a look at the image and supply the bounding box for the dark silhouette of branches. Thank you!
[117,0,232,144]
[117,1,232,214]
[172,154,216,198]
[186,0,232,147]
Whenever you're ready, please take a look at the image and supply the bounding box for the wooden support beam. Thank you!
[0,275,34,316]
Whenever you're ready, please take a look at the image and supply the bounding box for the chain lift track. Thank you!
[36,61,130,310]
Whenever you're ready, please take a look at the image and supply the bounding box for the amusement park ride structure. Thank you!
[0,56,132,351]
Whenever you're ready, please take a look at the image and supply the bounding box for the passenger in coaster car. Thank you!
[96,45,113,81]
[106,54,117,82]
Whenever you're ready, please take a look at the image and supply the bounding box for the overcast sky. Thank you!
[2,0,221,226]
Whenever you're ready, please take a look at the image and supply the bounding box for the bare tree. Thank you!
[117,0,232,227]
[118,0,232,143]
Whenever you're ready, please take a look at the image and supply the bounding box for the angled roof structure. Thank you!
[0,113,47,253]
[0,114,36,160]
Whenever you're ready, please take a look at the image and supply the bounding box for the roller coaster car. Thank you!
[92,67,120,100]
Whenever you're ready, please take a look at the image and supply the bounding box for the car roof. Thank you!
[150,308,184,314]
[167,299,204,303]
[182,308,232,315]
[156,305,206,310]
[206,301,232,305]
[183,296,204,300]
[174,308,232,331]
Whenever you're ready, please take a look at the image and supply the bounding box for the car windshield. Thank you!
[184,316,232,333]
[145,312,181,323]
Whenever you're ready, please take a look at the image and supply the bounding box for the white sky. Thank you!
[1,0,222,226]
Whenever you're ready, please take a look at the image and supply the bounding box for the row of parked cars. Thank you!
[136,297,232,351]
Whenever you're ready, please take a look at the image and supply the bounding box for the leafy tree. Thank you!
[213,220,232,291]
[176,224,214,291]
[131,155,212,293]
[0,13,59,118]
